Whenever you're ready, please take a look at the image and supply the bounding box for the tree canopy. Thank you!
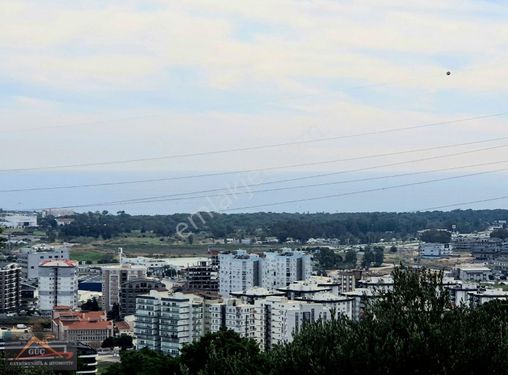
[105,266,508,375]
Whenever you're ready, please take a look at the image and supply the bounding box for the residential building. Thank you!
[119,278,165,316]
[260,250,312,290]
[101,264,147,312]
[183,258,219,292]
[17,246,69,280]
[420,242,453,257]
[456,264,492,282]
[218,249,312,297]
[52,306,114,348]
[467,288,508,306]
[0,213,37,228]
[208,298,256,338]
[253,296,332,350]
[219,250,260,296]
[0,262,21,314]
[135,290,204,356]
[38,260,78,314]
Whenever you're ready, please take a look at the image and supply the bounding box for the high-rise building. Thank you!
[101,264,147,312]
[135,290,204,356]
[38,260,78,314]
[218,249,312,297]
[0,262,21,314]
[119,278,165,317]
[219,250,260,297]
[17,247,69,280]
[260,250,312,289]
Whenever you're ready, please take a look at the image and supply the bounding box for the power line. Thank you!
[34,163,508,210]
[2,136,508,192]
[420,196,508,211]
[216,167,508,213]
[1,111,507,173]
[95,158,508,206]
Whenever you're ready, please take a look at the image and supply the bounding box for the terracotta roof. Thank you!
[115,321,131,330]
[62,321,112,330]
[40,259,77,267]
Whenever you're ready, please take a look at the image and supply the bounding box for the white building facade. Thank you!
[38,260,78,314]
[17,247,70,280]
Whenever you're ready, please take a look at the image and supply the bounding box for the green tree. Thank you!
[490,228,508,240]
[179,329,266,375]
[103,348,180,375]
[101,334,133,350]
[81,297,100,311]
[344,249,357,266]
[373,246,384,266]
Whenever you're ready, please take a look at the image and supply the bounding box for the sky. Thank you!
[1,0,508,214]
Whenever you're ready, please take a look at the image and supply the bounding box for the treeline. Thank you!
[101,267,508,375]
[37,209,508,243]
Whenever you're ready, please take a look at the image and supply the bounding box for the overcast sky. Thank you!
[1,1,508,213]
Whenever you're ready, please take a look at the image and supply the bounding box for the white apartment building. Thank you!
[135,290,204,356]
[253,296,332,350]
[219,249,312,297]
[0,213,37,228]
[260,250,312,290]
[17,247,70,280]
[219,250,260,297]
[420,242,453,258]
[38,260,78,314]
[101,264,147,311]
[208,298,256,339]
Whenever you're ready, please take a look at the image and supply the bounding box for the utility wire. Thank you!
[2,136,508,192]
[1,111,507,173]
[420,196,508,211]
[34,163,508,210]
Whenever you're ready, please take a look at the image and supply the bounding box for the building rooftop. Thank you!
[40,259,76,268]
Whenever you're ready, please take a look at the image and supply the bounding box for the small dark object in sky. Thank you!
[446,71,451,75]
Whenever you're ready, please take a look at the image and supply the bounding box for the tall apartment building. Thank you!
[119,278,165,316]
[38,260,78,314]
[260,250,312,290]
[101,264,147,312]
[219,250,260,296]
[0,262,21,314]
[184,258,219,292]
[17,247,69,280]
[219,249,312,297]
[135,290,204,356]
[208,298,256,338]
[253,296,332,350]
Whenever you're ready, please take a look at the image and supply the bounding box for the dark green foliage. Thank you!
[81,297,100,311]
[101,334,133,350]
[103,348,180,375]
[389,245,398,252]
[420,229,451,243]
[268,267,508,375]
[314,248,343,269]
[362,246,384,268]
[38,209,508,243]
[179,329,265,375]
[490,228,508,240]
[107,302,121,321]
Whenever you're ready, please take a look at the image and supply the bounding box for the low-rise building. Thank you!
[52,306,114,348]
[456,264,492,282]
[420,242,452,258]
[467,288,508,306]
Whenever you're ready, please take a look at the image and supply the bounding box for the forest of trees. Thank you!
[36,209,508,244]
[99,267,508,375]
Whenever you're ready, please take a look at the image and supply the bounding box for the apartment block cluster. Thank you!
[134,249,365,354]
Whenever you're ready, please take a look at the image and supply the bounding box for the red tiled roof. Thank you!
[115,321,131,330]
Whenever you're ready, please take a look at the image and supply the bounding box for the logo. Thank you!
[5,337,77,371]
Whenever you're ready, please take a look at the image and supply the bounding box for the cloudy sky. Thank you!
[1,0,508,213]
